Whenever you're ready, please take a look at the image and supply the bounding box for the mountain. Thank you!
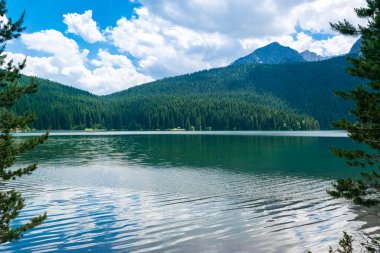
[300,50,329,62]
[232,42,306,65]
[110,55,359,129]
[16,76,108,130]
[15,76,319,131]
[232,42,333,65]
[349,38,362,55]
[16,49,360,131]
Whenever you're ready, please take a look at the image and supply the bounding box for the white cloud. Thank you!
[10,30,153,95]
[21,29,88,66]
[91,49,135,69]
[136,0,298,38]
[7,52,59,76]
[6,0,368,93]
[291,0,365,33]
[107,0,366,79]
[239,33,358,57]
[137,0,365,38]
[86,62,154,95]
[63,10,105,43]
[278,33,358,56]
[87,49,154,94]
[108,7,241,78]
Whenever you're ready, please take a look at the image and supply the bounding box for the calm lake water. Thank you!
[1,131,378,253]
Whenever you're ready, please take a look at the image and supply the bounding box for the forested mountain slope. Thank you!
[15,54,359,131]
[16,77,108,130]
[109,55,360,128]
[15,77,319,131]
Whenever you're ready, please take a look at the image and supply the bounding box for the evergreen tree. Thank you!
[0,0,48,243]
[327,0,380,208]
[309,1,380,252]
[310,0,380,253]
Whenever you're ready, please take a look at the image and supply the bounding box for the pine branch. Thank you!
[0,0,48,243]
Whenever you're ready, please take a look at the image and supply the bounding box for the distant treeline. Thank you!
[15,55,360,131]
[16,78,319,130]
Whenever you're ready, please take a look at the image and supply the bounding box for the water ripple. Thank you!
[1,134,376,253]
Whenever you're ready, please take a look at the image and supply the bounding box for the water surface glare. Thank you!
[1,132,378,253]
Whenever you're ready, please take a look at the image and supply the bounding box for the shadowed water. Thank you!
[1,132,378,252]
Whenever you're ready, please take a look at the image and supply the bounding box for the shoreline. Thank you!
[13,130,349,138]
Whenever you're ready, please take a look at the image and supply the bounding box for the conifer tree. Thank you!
[312,1,380,252]
[310,1,380,251]
[0,0,48,243]
[328,0,380,208]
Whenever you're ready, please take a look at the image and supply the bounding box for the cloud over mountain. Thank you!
[6,0,365,94]
[8,30,153,95]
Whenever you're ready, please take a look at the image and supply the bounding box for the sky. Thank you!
[5,0,365,95]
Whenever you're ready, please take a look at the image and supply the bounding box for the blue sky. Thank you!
[6,0,364,95]
[7,0,138,58]
[8,0,138,31]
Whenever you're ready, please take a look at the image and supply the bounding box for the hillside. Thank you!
[16,77,108,130]
[15,76,319,131]
[109,55,360,128]
[15,53,360,131]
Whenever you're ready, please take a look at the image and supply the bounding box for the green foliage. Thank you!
[309,232,380,253]
[110,56,359,129]
[110,93,320,131]
[0,190,46,244]
[328,0,380,208]
[16,77,107,130]
[15,77,321,131]
[310,1,380,252]
[15,53,363,131]
[362,233,380,253]
[0,0,48,243]
[308,232,354,253]
[329,232,354,253]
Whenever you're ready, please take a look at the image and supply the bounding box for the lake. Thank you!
[1,131,378,252]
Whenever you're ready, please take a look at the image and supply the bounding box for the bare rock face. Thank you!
[300,50,329,62]
[232,42,306,66]
[232,39,362,66]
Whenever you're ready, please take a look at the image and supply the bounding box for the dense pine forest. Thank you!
[15,55,360,131]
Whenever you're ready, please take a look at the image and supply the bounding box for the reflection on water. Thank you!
[1,133,378,253]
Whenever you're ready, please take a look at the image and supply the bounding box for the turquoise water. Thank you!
[1,132,377,252]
